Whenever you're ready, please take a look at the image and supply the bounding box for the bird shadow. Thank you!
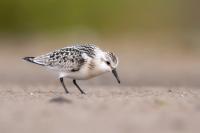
[49,96,72,104]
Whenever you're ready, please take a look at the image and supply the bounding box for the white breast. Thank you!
[60,58,109,80]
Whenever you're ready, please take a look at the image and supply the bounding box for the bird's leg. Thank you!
[73,80,86,94]
[59,78,69,94]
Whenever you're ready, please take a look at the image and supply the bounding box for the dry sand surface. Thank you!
[0,84,200,133]
[1,37,200,133]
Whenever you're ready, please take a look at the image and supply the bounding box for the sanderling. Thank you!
[23,44,120,94]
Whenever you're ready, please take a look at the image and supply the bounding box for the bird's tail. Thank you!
[23,57,35,63]
[23,57,45,66]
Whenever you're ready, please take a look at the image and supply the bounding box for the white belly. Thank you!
[60,69,106,80]
[60,61,108,80]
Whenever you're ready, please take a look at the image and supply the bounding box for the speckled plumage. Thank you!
[23,44,120,94]
[32,44,98,72]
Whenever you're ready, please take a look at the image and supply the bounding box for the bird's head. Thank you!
[102,52,120,84]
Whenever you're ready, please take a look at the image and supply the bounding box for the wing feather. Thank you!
[33,47,86,72]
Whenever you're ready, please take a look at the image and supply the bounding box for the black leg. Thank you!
[73,80,86,94]
[59,78,69,94]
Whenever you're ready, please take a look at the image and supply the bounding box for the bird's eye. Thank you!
[106,61,110,65]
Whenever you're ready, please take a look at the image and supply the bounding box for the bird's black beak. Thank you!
[112,69,120,84]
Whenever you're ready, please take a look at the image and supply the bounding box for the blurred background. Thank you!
[0,0,200,86]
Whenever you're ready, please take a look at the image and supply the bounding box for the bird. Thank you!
[23,44,120,94]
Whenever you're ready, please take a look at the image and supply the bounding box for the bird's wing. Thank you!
[33,47,86,72]
[71,44,97,58]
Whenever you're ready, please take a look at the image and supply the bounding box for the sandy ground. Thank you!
[0,84,200,133]
[1,37,200,133]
